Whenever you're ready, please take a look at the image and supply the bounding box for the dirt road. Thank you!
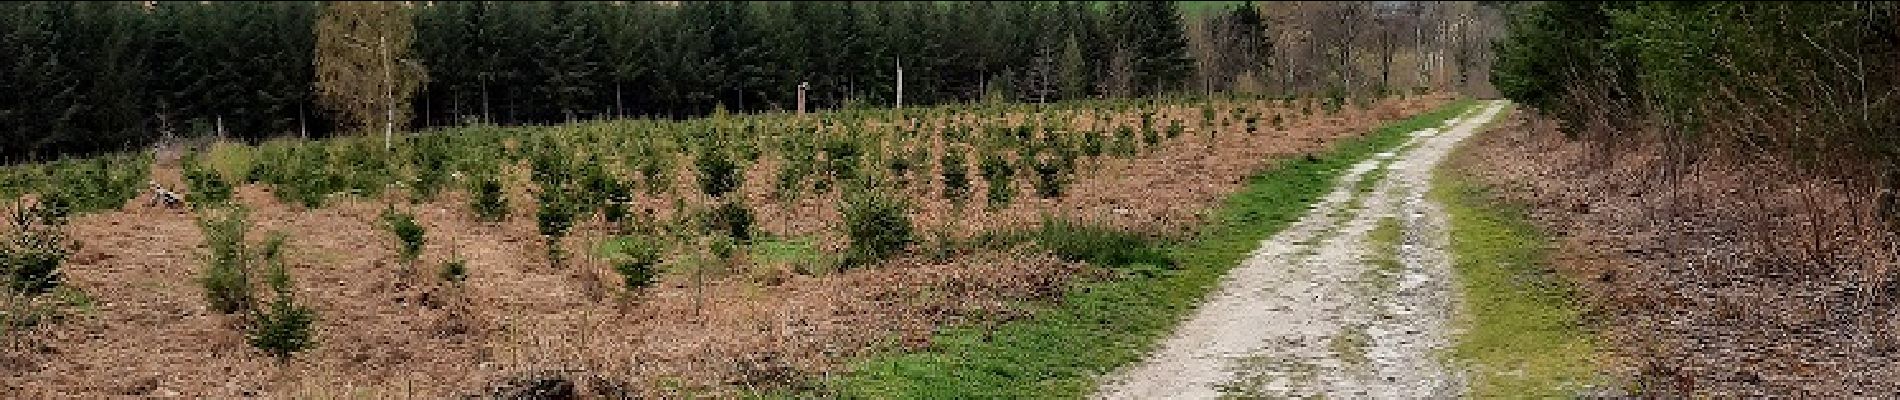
[1095,101,1507,399]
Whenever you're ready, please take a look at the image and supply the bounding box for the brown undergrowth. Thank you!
[0,96,1447,397]
[1451,109,1900,397]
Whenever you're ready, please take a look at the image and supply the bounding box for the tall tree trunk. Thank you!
[1381,30,1393,91]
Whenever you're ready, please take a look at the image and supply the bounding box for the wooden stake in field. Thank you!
[797,81,810,116]
[896,57,904,108]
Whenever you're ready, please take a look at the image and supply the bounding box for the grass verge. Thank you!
[809,99,1478,399]
[1432,105,1601,398]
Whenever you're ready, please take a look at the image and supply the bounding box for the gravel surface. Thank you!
[1095,101,1506,399]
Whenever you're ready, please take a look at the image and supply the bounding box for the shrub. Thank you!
[887,152,915,185]
[249,235,315,360]
[634,145,675,196]
[268,145,337,208]
[1081,130,1105,157]
[1032,150,1067,199]
[706,200,755,242]
[603,236,662,291]
[696,150,742,199]
[198,207,254,315]
[0,167,34,202]
[80,154,150,212]
[34,190,73,226]
[940,147,971,202]
[248,285,315,359]
[822,138,863,189]
[775,139,817,199]
[572,158,616,217]
[1013,124,1036,143]
[906,148,932,183]
[1056,139,1080,172]
[406,136,452,201]
[1166,119,1184,139]
[247,142,289,184]
[944,125,968,141]
[535,189,579,267]
[980,151,1016,208]
[841,189,914,267]
[0,286,89,335]
[337,140,391,198]
[470,175,509,222]
[205,140,260,180]
[602,176,633,231]
[182,152,234,206]
[1113,125,1138,156]
[34,158,124,214]
[439,256,468,284]
[381,207,425,265]
[527,141,572,190]
[2,201,71,296]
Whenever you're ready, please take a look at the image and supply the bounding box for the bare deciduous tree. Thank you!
[1245,1,1502,97]
[315,1,427,148]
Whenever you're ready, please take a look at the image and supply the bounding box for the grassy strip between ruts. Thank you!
[799,99,1478,399]
[1432,104,1604,398]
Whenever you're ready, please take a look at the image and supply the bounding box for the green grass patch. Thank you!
[808,99,1476,399]
[1033,218,1173,273]
[1330,324,1372,366]
[1362,216,1404,293]
[1433,117,1602,397]
[1216,352,1318,398]
[1334,159,1394,218]
[1365,216,1402,269]
[747,236,837,275]
[1354,160,1391,197]
[205,141,257,183]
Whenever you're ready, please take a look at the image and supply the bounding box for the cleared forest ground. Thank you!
[1,95,1448,397]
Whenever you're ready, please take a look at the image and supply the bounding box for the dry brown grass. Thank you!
[0,95,1449,397]
[1451,110,1900,397]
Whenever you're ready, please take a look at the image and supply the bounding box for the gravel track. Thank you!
[1095,101,1507,399]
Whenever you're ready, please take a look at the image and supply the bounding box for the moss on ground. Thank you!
[1433,104,1603,398]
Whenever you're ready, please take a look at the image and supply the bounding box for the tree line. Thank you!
[4,1,1501,162]
[1251,1,1503,98]
[1492,2,1898,177]
[3,1,1249,161]
[3,1,318,161]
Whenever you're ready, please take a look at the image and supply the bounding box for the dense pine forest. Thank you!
[0,1,1241,160]
[2,1,1504,162]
